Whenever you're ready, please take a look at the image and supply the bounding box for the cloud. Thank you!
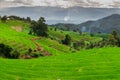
[12,0,33,5]
[0,0,120,8]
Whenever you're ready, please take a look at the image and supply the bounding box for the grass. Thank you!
[0,21,37,54]
[0,20,119,80]
[0,47,120,80]
[0,21,75,55]
[48,27,102,43]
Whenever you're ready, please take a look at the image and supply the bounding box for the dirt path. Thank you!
[30,37,43,51]
[11,26,23,32]
[30,37,51,56]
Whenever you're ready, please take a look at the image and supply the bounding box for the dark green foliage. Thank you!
[28,30,32,35]
[73,29,77,32]
[73,42,79,50]
[0,43,11,58]
[54,28,57,31]
[26,48,44,58]
[26,17,31,22]
[62,34,71,45]
[30,17,48,37]
[8,15,30,22]
[79,30,82,36]
[73,40,85,50]
[0,43,20,59]
[50,28,53,31]
[90,33,94,37]
[108,30,120,47]
[98,38,108,48]
[11,50,20,59]
[31,53,39,58]
[28,48,32,54]
[0,43,12,58]
[30,20,37,35]
[31,53,44,58]
[8,15,22,20]
[1,15,7,22]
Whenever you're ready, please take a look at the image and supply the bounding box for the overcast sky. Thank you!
[0,0,120,8]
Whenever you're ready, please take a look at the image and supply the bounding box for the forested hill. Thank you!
[52,14,120,34]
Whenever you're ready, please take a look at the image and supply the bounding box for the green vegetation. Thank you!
[30,17,48,37]
[62,34,71,45]
[0,16,120,80]
[0,47,120,80]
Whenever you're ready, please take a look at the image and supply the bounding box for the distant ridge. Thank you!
[79,14,120,33]
[1,6,120,24]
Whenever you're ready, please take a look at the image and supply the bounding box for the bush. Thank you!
[0,43,20,59]
[62,34,71,45]
[11,50,20,59]
[73,40,85,50]
[1,16,7,22]
[0,43,12,58]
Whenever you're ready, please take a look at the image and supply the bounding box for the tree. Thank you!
[90,33,94,37]
[73,42,80,50]
[54,27,57,31]
[1,15,7,22]
[108,30,120,46]
[30,17,48,37]
[0,43,13,58]
[26,17,31,22]
[79,30,82,36]
[73,40,85,50]
[62,34,71,45]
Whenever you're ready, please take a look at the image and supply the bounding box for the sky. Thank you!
[0,0,120,8]
[1,0,120,24]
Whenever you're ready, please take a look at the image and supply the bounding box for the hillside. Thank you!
[0,47,120,80]
[53,14,120,34]
[1,19,120,80]
[79,14,120,33]
[0,20,70,56]
[0,20,102,57]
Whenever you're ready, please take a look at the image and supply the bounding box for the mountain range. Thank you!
[1,6,120,24]
[53,14,120,34]
[79,14,120,33]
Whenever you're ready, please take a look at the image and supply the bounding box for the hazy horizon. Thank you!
[1,0,120,24]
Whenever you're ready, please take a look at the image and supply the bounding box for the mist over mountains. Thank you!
[1,6,120,24]
[1,6,120,33]
[53,14,120,34]
[79,14,120,33]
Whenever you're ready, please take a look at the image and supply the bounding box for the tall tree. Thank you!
[30,17,48,37]
[108,30,120,46]
[26,17,31,22]
[1,15,7,22]
[62,34,71,45]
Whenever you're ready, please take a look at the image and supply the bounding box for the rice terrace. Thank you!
[1,0,120,80]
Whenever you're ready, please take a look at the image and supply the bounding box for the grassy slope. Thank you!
[48,27,101,43]
[0,20,101,55]
[0,47,120,80]
[0,20,37,54]
[0,20,74,55]
[1,20,118,80]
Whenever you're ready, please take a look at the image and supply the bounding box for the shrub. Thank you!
[0,43,12,58]
[62,34,71,45]
[0,43,20,59]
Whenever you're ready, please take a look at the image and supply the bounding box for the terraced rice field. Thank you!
[0,47,120,80]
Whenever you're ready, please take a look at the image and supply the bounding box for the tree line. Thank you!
[0,15,31,22]
[73,30,120,50]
